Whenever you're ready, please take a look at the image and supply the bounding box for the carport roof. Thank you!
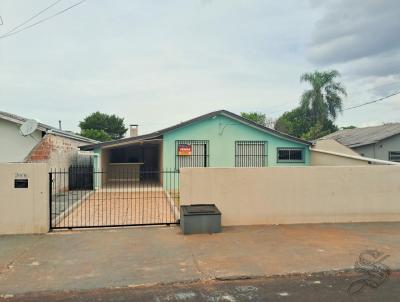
[80,110,312,151]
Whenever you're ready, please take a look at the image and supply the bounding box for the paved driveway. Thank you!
[52,190,88,217]
[54,188,179,228]
[0,222,399,295]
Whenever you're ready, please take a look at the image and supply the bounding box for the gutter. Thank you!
[310,147,400,166]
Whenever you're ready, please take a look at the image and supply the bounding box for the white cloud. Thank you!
[306,0,400,65]
[0,0,399,134]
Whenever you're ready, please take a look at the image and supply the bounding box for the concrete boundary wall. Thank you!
[180,166,400,226]
[0,163,49,234]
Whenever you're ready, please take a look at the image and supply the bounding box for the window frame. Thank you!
[276,147,305,163]
[388,151,400,162]
[175,140,210,170]
[235,140,268,167]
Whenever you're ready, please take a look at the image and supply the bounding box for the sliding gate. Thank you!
[49,169,180,230]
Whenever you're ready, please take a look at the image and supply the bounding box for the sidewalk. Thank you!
[0,222,399,295]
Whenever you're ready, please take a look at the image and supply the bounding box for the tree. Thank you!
[79,112,127,141]
[241,112,275,128]
[80,128,112,142]
[241,112,266,126]
[301,119,338,141]
[275,106,312,138]
[275,106,338,140]
[300,70,347,125]
[275,70,346,140]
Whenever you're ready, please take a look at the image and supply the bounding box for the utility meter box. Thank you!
[180,204,221,235]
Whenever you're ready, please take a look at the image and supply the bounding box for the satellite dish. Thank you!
[20,119,38,136]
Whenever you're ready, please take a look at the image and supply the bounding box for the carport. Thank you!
[99,138,163,187]
[49,133,182,229]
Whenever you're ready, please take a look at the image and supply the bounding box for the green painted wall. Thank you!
[93,148,101,169]
[93,148,101,188]
[162,114,310,170]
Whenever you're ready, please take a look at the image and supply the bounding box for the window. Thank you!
[175,140,209,169]
[277,148,304,162]
[235,141,268,167]
[389,151,400,162]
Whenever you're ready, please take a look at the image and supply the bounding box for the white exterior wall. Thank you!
[0,163,49,234]
[0,119,43,163]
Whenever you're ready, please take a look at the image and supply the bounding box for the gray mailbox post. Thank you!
[180,204,221,235]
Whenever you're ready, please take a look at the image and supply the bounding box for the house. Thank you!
[80,110,312,185]
[0,111,98,169]
[310,139,377,166]
[321,123,400,162]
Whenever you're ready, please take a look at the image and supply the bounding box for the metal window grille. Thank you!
[389,151,400,162]
[175,140,209,170]
[277,148,304,162]
[235,141,268,167]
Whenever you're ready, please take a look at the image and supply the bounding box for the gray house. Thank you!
[322,123,400,162]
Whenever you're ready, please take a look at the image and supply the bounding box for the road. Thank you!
[2,271,399,302]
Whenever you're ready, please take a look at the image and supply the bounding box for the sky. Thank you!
[0,0,399,135]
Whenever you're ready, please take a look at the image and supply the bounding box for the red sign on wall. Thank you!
[178,144,192,156]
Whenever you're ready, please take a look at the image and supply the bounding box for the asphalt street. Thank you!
[2,271,399,302]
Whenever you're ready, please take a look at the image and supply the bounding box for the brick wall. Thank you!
[27,134,92,192]
[27,135,52,162]
[26,134,89,170]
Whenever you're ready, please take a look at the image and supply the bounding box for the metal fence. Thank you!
[49,168,180,230]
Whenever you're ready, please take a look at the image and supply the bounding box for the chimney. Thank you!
[130,124,138,137]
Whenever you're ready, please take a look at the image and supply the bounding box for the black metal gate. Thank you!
[49,169,180,230]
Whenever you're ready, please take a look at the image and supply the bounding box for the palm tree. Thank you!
[300,70,347,124]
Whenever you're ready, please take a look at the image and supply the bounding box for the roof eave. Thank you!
[79,133,163,150]
[0,113,48,132]
[1,111,98,143]
[80,109,311,150]
[160,110,311,146]
[219,111,312,146]
[47,129,99,144]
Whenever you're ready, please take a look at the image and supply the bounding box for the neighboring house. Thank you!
[322,123,400,162]
[0,111,98,169]
[80,110,312,181]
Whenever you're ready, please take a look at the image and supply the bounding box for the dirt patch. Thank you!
[277,224,369,251]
